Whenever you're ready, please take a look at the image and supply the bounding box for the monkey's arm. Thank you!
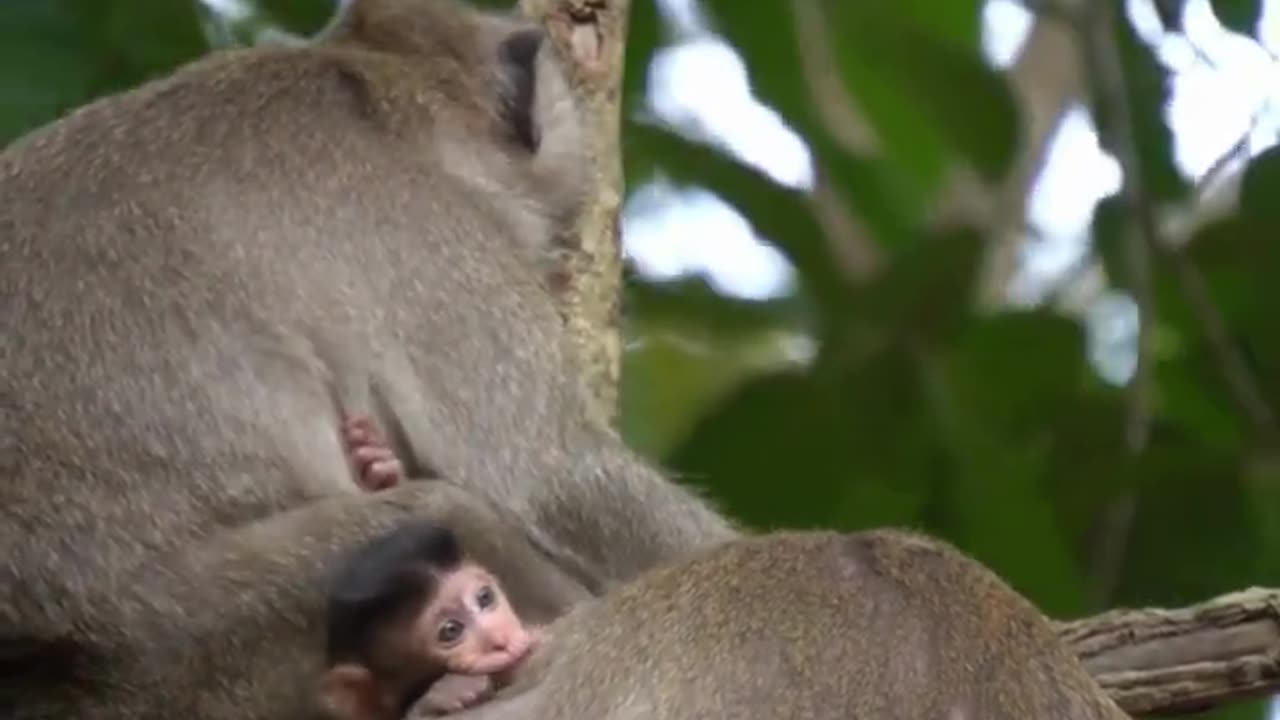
[100,482,586,720]
[527,431,741,586]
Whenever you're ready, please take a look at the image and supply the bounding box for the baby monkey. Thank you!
[320,520,541,720]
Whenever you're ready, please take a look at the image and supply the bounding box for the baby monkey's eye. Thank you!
[476,585,497,609]
[437,619,465,645]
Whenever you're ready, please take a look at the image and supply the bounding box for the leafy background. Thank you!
[3,1,1280,717]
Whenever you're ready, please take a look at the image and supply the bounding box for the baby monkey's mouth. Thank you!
[469,636,536,675]
[488,639,536,684]
[506,639,535,668]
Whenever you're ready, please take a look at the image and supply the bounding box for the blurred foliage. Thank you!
[2,1,1279,717]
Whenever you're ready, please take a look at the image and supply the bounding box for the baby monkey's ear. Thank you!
[319,663,389,720]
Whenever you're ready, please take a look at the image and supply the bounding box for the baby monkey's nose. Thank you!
[497,627,532,656]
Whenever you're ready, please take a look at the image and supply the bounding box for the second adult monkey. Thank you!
[0,0,731,717]
[446,530,1131,720]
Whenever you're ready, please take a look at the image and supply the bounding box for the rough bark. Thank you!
[520,0,629,425]
[1058,587,1280,715]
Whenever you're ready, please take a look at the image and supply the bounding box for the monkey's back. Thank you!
[533,530,1129,720]
[0,42,572,640]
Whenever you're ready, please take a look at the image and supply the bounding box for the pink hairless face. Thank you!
[415,563,534,675]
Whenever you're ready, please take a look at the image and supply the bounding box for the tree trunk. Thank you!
[521,0,629,426]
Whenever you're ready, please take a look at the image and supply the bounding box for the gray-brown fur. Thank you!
[0,0,732,717]
[455,529,1130,720]
[0,0,1128,719]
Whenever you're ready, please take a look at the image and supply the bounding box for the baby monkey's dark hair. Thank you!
[325,520,465,667]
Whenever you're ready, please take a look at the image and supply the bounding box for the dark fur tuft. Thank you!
[325,521,464,666]
[496,29,544,152]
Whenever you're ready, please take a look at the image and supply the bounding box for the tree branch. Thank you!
[1069,0,1156,611]
[1058,587,1280,715]
[1078,0,1157,456]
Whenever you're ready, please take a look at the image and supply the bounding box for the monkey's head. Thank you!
[328,0,588,247]
[321,520,533,720]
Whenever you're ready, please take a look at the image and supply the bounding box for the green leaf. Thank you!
[1239,143,1280,224]
[670,341,968,533]
[1154,355,1248,453]
[1244,450,1280,583]
[842,228,985,348]
[0,1,98,144]
[622,0,662,109]
[930,426,1087,616]
[821,11,948,190]
[1041,393,1132,560]
[1209,0,1263,36]
[1113,443,1262,606]
[824,347,945,529]
[828,3,1019,183]
[946,311,1090,435]
[814,133,923,251]
[666,370,876,530]
[256,0,337,35]
[925,313,1094,615]
[892,0,984,49]
[1090,196,1129,292]
[620,310,804,459]
[102,0,205,78]
[1175,204,1280,426]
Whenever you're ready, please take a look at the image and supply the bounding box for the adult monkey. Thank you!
[0,0,730,717]
[448,530,1131,720]
[0,1,1130,720]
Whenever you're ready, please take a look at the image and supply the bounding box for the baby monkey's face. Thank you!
[415,563,533,675]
